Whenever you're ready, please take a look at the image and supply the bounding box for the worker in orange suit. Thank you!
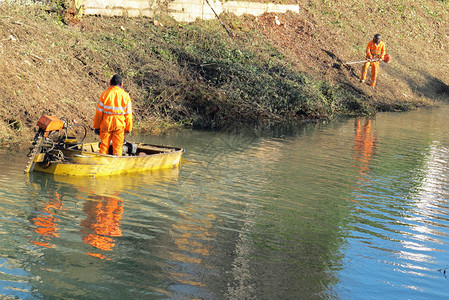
[93,74,132,156]
[360,34,386,88]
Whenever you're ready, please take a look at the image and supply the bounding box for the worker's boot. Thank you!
[360,79,365,84]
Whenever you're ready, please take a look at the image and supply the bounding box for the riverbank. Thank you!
[1,1,448,146]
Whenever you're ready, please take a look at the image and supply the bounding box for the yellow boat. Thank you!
[25,115,184,177]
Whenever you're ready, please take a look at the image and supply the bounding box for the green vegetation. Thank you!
[77,16,373,130]
[0,0,448,145]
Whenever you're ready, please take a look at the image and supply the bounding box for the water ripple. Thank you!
[3,110,449,298]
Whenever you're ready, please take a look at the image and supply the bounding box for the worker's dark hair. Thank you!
[374,34,381,40]
[110,74,123,86]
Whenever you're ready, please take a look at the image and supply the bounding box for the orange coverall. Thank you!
[93,86,132,156]
[361,40,386,87]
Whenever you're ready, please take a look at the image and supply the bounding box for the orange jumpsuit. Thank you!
[361,40,386,87]
[93,86,132,156]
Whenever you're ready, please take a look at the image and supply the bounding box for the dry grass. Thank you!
[0,0,448,146]
[0,5,100,141]
[300,0,449,102]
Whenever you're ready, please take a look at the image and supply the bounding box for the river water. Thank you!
[1,106,449,299]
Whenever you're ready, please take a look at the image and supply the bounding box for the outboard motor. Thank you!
[123,141,138,156]
[26,115,88,173]
[106,141,138,156]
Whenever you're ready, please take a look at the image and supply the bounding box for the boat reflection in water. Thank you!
[27,168,179,260]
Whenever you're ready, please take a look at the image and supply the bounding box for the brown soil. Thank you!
[1,1,448,147]
[244,7,447,108]
[0,6,98,145]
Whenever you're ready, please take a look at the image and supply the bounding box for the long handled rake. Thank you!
[344,58,381,65]
[204,0,235,39]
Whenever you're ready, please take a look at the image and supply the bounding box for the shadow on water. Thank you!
[8,109,449,299]
[22,169,183,298]
[203,116,352,141]
[27,170,180,246]
[25,119,354,298]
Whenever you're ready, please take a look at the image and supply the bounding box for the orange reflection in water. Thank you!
[29,169,179,260]
[30,192,64,248]
[80,195,124,260]
[61,175,128,260]
[353,117,376,177]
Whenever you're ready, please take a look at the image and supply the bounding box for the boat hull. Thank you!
[32,143,183,176]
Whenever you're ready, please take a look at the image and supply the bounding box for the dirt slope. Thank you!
[247,4,449,106]
[0,1,448,146]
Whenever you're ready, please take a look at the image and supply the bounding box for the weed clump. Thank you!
[113,17,374,129]
[0,1,442,143]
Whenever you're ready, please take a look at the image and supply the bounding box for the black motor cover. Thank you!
[122,141,138,156]
[106,141,138,156]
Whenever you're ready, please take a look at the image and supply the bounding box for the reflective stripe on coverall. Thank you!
[93,86,133,156]
[361,40,386,87]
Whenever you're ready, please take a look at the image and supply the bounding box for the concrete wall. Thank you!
[83,0,299,22]
[83,0,158,17]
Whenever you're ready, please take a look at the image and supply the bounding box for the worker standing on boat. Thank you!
[94,74,133,156]
[360,34,387,88]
